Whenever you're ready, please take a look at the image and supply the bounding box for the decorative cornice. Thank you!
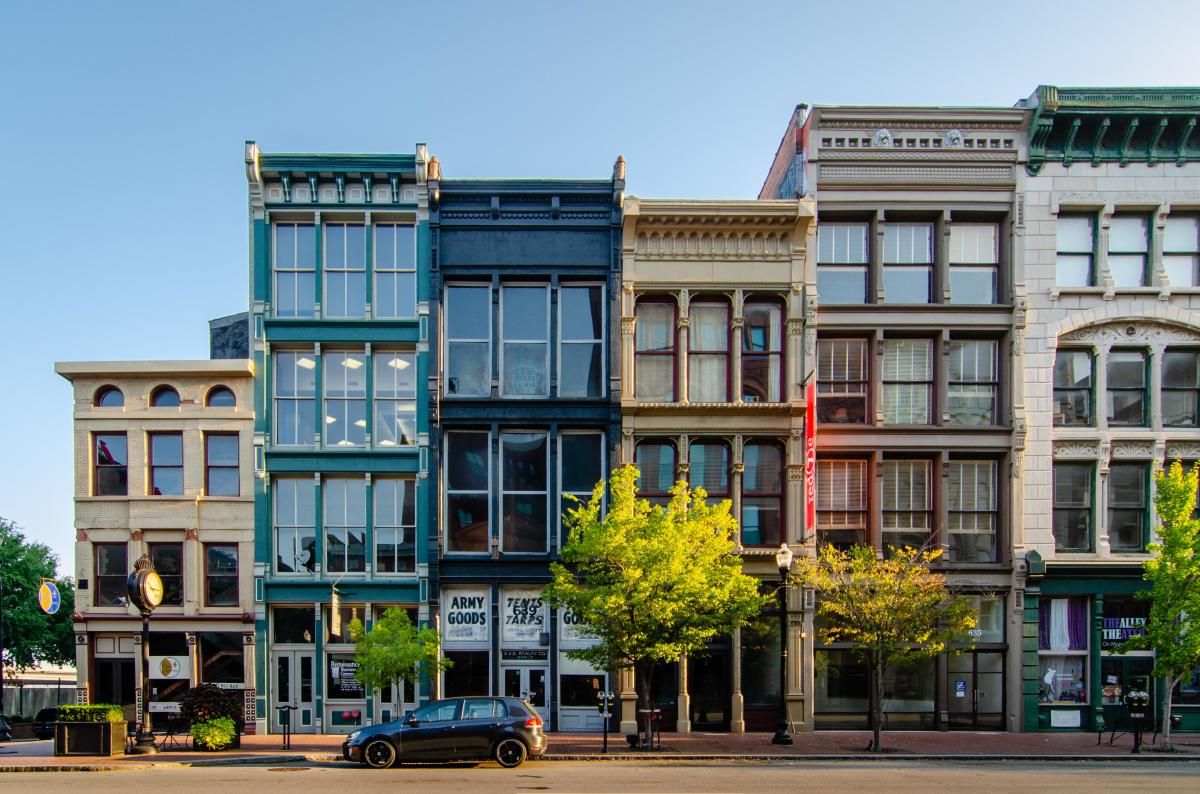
[634,229,793,261]
[1054,440,1100,459]
[1059,320,1200,345]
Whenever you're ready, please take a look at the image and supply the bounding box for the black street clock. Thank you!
[127,555,164,613]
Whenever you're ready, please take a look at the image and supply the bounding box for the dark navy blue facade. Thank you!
[429,167,624,731]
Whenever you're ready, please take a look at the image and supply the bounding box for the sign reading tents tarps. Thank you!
[502,588,546,645]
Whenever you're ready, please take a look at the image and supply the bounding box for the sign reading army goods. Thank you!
[502,588,546,645]
[443,589,490,644]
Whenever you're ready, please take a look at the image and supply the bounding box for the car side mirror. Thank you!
[405,716,419,726]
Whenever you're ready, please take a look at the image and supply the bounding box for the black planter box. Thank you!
[54,721,127,756]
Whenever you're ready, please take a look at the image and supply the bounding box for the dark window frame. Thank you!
[1107,348,1148,427]
[741,440,785,548]
[94,542,128,607]
[816,457,869,550]
[687,298,731,403]
[205,432,240,496]
[881,457,935,555]
[817,337,869,424]
[688,439,730,499]
[205,386,236,408]
[1163,348,1200,428]
[1053,462,1094,552]
[93,432,128,496]
[444,430,491,554]
[1054,349,1095,427]
[149,431,184,496]
[741,298,785,403]
[149,542,184,606]
[635,298,678,402]
[204,543,239,607]
[94,385,124,408]
[635,439,677,505]
[1107,462,1148,553]
[150,385,180,407]
[947,338,999,426]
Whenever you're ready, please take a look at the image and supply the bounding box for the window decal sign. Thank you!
[443,588,490,644]
[502,588,546,645]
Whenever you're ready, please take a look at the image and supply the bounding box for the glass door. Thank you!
[503,667,548,710]
[272,651,315,733]
[947,651,1004,730]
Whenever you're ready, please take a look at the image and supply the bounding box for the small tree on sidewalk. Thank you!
[793,544,975,752]
[1115,460,1200,751]
[545,465,768,748]
[349,608,449,704]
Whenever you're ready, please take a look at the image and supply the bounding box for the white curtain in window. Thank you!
[1050,597,1072,652]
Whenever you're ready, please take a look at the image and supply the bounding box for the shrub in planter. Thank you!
[179,684,240,725]
[191,717,237,751]
[54,704,126,756]
[57,705,125,723]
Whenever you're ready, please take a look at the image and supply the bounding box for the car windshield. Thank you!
[409,700,459,722]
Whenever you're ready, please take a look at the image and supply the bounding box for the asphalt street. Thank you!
[5,760,1200,793]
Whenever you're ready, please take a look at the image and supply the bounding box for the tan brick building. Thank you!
[56,360,257,728]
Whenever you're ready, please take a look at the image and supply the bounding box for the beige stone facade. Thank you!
[617,197,817,733]
[56,360,256,727]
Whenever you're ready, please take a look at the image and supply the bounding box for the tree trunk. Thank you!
[634,659,656,749]
[870,654,884,752]
[1160,673,1180,751]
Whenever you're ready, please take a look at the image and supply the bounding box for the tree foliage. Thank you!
[349,607,449,694]
[0,517,76,670]
[544,465,768,743]
[1116,460,1200,750]
[793,543,975,751]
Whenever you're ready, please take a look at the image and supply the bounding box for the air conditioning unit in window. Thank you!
[744,395,760,403]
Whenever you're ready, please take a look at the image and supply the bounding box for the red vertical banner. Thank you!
[804,380,816,538]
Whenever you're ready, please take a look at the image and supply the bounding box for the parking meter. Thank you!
[596,690,614,753]
[1123,688,1151,753]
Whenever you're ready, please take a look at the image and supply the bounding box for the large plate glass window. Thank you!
[374,223,416,318]
[882,338,933,425]
[1162,349,1200,427]
[882,459,931,554]
[559,285,604,398]
[882,222,933,303]
[501,432,548,553]
[1053,462,1092,552]
[635,300,675,401]
[274,352,316,446]
[1107,463,1147,553]
[375,478,415,573]
[948,223,999,304]
[445,431,489,552]
[816,459,866,550]
[445,286,491,397]
[325,478,366,573]
[742,301,783,402]
[1163,215,1200,288]
[324,352,366,447]
[1053,350,1093,427]
[1107,349,1147,426]
[817,223,868,304]
[947,460,997,562]
[275,477,316,573]
[948,340,997,425]
[501,285,549,397]
[688,301,729,402]
[374,351,416,447]
[1056,215,1095,287]
[1107,214,1149,288]
[274,223,316,317]
[324,223,366,318]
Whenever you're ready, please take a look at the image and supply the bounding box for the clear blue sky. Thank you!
[2,0,1198,574]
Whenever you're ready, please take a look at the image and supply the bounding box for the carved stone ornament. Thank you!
[944,129,965,148]
[1060,321,1200,346]
[872,128,892,148]
[1112,441,1155,459]
[1054,440,1100,459]
[1166,443,1200,460]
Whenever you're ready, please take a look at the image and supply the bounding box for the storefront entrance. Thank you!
[94,658,135,712]
[503,667,547,710]
[946,651,1004,729]
[272,651,315,733]
[688,646,731,731]
[1101,655,1155,728]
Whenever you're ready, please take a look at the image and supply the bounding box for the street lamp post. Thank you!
[772,543,793,746]
[126,555,164,755]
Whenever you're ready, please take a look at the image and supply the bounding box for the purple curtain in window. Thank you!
[1068,597,1088,650]
[1038,601,1050,650]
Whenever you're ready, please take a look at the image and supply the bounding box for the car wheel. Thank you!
[363,739,397,769]
[493,737,528,768]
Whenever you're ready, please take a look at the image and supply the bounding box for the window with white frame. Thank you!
[445,431,489,552]
[816,459,867,549]
[374,351,416,447]
[324,478,366,573]
[882,222,933,304]
[374,223,417,318]
[1107,214,1150,288]
[1056,215,1095,287]
[559,432,604,543]
[324,223,366,317]
[375,478,415,574]
[817,223,869,304]
[559,285,604,398]
[274,352,316,446]
[324,351,367,447]
[275,477,316,573]
[882,459,932,553]
[947,460,997,562]
[948,223,999,304]
[948,340,998,426]
[274,223,316,317]
[1164,215,1200,288]
[883,338,933,425]
[817,339,868,423]
[445,286,491,397]
[501,286,549,397]
[501,432,549,553]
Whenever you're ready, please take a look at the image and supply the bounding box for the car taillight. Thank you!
[524,717,543,729]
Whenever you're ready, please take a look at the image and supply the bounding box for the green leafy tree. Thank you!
[1,517,76,671]
[544,465,768,747]
[1116,460,1200,750]
[349,608,449,698]
[793,544,975,751]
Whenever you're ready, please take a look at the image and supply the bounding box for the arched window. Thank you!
[741,441,784,547]
[635,299,676,402]
[688,440,729,500]
[206,386,236,408]
[94,386,124,408]
[742,300,784,403]
[150,386,181,407]
[635,440,677,505]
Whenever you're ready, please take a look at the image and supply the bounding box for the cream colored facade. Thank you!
[56,360,256,726]
[618,197,817,733]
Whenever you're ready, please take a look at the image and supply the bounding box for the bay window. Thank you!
[1053,462,1093,552]
[741,442,783,547]
[324,222,366,317]
[817,339,867,423]
[324,352,367,447]
[948,340,997,426]
[1107,214,1149,288]
[1053,350,1093,427]
[445,431,489,552]
[274,352,316,446]
[1107,349,1147,426]
[501,432,549,553]
[445,286,491,397]
[816,223,868,304]
[273,222,316,317]
[324,478,366,573]
[501,285,549,397]
[274,477,316,574]
[1162,349,1200,427]
[635,301,675,402]
[948,223,999,304]
[741,301,783,402]
[688,301,729,402]
[1107,463,1147,552]
[947,460,997,562]
[559,285,604,398]
[1056,215,1095,288]
[374,351,416,447]
[816,459,867,549]
[882,222,933,303]
[882,459,932,553]
[883,338,933,425]
[375,478,415,574]
[374,223,416,318]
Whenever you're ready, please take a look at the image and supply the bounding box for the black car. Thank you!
[32,707,58,740]
[342,696,546,769]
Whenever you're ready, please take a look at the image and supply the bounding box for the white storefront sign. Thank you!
[502,588,546,645]
[559,607,597,647]
[443,588,490,644]
[150,655,190,680]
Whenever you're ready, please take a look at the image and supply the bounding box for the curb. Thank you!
[0,754,309,773]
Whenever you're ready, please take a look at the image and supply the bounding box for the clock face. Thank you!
[142,570,164,608]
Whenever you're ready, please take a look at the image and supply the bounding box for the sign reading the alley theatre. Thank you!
[502,588,546,645]
[444,589,490,643]
[1101,615,1147,650]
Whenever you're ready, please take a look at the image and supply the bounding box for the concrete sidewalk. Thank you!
[3,729,1199,771]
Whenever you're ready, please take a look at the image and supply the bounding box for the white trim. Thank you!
[556,283,607,399]
[443,284,493,398]
[500,284,551,398]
